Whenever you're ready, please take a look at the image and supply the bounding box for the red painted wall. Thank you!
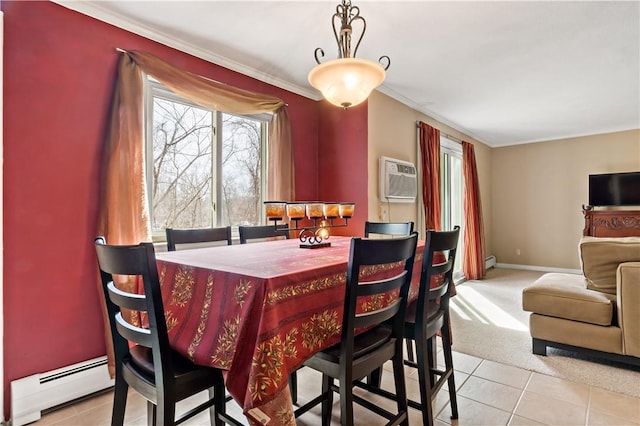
[317,101,369,236]
[2,1,320,417]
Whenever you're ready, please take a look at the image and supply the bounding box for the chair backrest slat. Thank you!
[364,221,414,238]
[115,313,153,347]
[355,272,408,297]
[166,226,232,251]
[430,260,454,277]
[351,236,418,266]
[354,299,402,329]
[96,246,149,275]
[107,282,147,311]
[238,225,289,244]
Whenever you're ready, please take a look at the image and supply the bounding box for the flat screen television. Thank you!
[589,171,640,206]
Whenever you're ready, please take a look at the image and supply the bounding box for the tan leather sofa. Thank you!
[522,237,640,366]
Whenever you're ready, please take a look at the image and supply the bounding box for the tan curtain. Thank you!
[268,112,294,201]
[126,50,294,200]
[97,50,294,375]
[462,141,486,279]
[418,122,441,231]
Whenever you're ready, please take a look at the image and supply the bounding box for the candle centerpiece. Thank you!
[263,201,355,248]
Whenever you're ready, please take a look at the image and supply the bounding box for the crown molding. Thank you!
[52,1,321,101]
[51,1,494,145]
[376,84,491,147]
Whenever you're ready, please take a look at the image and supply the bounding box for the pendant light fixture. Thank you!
[308,0,390,109]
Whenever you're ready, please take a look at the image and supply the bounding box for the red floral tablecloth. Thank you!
[156,236,426,425]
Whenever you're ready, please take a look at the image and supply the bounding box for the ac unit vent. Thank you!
[379,156,417,203]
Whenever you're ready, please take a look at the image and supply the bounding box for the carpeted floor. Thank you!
[449,267,640,398]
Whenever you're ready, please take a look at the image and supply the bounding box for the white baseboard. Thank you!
[496,263,581,275]
[11,356,114,426]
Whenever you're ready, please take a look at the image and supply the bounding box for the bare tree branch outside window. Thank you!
[151,96,263,233]
[221,113,261,226]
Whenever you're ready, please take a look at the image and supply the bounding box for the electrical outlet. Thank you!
[378,205,388,221]
[516,248,521,256]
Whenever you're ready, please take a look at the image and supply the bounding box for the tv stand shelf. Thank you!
[582,206,640,237]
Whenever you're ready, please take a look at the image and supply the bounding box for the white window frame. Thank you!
[415,130,465,281]
[440,136,465,280]
[144,78,270,240]
[440,136,463,230]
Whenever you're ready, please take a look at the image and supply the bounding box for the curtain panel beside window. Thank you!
[418,122,442,231]
[462,141,486,280]
[96,50,294,376]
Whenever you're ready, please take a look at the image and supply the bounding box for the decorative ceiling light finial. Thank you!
[308,0,390,109]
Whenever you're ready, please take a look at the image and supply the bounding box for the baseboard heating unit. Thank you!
[11,356,114,426]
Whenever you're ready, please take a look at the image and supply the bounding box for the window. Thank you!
[145,81,268,239]
[440,136,464,277]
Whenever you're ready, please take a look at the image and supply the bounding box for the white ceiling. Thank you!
[56,1,640,147]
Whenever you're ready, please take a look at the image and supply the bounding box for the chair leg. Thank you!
[416,336,435,426]
[155,395,176,426]
[338,374,354,426]
[210,384,226,426]
[289,370,298,404]
[321,375,333,426]
[406,339,415,362]
[367,367,382,388]
[392,351,409,426]
[427,338,436,388]
[110,377,128,426]
[441,321,458,420]
[146,401,156,426]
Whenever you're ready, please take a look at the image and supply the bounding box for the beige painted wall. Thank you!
[367,90,493,255]
[492,129,640,270]
[368,91,639,271]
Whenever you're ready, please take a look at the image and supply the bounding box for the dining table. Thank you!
[155,235,426,425]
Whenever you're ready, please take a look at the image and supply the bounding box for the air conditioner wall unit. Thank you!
[379,156,417,203]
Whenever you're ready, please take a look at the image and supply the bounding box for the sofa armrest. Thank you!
[617,262,640,357]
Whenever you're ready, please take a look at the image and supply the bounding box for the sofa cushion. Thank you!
[522,272,614,326]
[580,236,640,295]
[529,314,622,355]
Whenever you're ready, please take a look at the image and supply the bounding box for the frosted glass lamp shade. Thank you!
[308,58,386,108]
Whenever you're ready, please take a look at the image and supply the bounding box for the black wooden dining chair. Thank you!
[294,233,418,426]
[378,226,460,426]
[364,221,416,362]
[238,224,289,244]
[364,221,414,238]
[368,227,460,426]
[94,237,241,426]
[404,226,460,426]
[166,226,232,251]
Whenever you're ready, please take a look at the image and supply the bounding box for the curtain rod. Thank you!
[415,121,463,144]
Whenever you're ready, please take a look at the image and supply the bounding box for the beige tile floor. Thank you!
[30,347,640,426]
